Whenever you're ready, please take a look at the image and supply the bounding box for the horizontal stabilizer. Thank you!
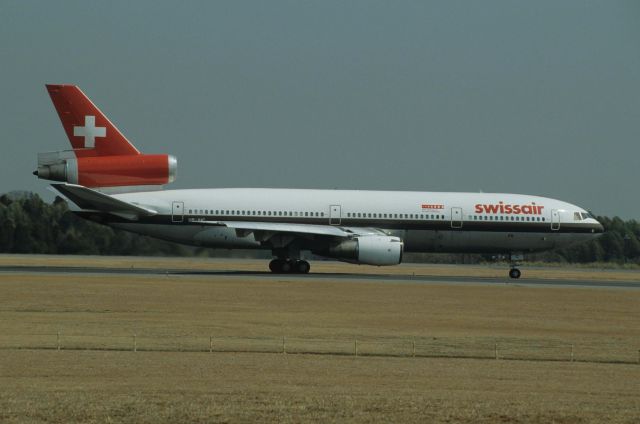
[52,183,157,218]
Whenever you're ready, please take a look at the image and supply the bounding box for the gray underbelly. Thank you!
[397,229,569,253]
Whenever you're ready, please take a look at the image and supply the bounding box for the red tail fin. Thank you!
[45,84,140,157]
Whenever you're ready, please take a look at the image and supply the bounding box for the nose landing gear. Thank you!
[508,252,523,279]
[509,268,521,279]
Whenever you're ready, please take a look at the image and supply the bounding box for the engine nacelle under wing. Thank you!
[319,235,404,266]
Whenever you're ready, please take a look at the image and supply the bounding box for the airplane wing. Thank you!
[200,220,388,239]
[52,183,157,219]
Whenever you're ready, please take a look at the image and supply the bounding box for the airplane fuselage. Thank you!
[78,187,603,255]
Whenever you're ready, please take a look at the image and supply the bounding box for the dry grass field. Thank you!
[1,255,639,423]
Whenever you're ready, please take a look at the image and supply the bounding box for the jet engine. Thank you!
[35,151,177,188]
[317,235,404,266]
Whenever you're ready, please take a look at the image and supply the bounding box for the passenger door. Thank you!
[551,209,560,230]
[172,201,184,223]
[329,205,341,225]
[450,207,463,229]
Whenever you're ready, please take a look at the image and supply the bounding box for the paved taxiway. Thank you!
[1,265,639,289]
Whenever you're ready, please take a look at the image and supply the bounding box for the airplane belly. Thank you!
[402,230,556,253]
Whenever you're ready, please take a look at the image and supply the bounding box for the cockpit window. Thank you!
[574,212,582,221]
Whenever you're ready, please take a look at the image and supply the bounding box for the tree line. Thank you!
[0,192,638,264]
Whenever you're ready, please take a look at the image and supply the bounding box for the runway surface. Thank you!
[1,265,639,289]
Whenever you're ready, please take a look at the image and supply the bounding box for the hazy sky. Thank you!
[1,1,639,218]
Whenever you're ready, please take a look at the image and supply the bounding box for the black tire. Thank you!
[269,259,281,273]
[295,260,311,274]
[509,268,521,279]
[280,260,292,273]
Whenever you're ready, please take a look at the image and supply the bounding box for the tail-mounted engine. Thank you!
[34,150,177,189]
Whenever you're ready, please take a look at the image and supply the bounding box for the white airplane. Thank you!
[36,85,604,278]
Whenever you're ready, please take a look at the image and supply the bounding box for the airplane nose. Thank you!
[594,221,605,234]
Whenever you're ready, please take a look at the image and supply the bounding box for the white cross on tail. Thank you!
[73,115,106,148]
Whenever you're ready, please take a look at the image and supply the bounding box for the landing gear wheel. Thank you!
[269,259,282,273]
[509,268,521,279]
[294,260,311,274]
[280,260,292,273]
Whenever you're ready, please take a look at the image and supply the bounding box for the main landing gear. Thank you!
[509,268,521,279]
[269,259,311,274]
